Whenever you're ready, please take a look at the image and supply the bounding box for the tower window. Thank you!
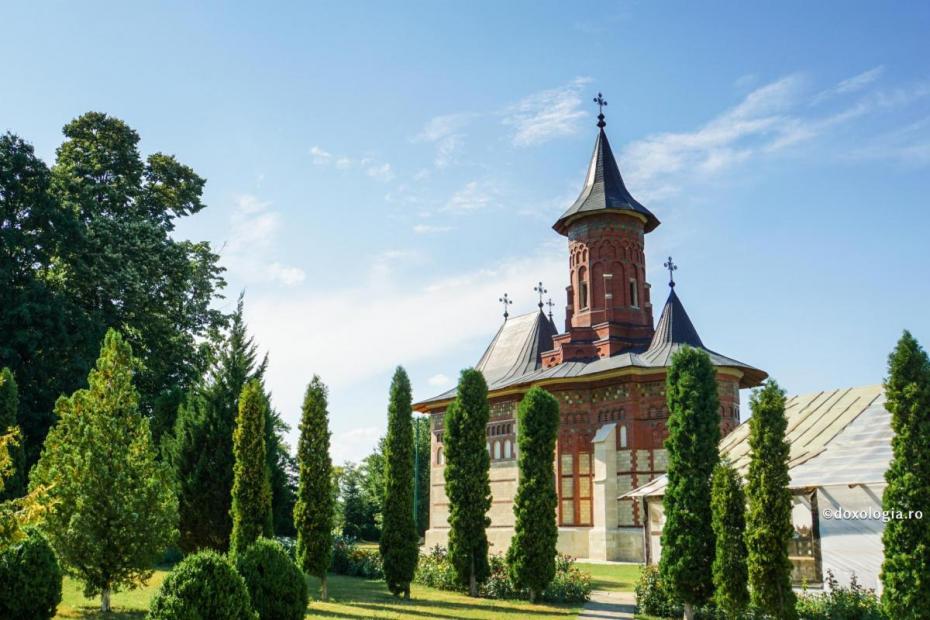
[629,278,639,308]
[579,267,589,309]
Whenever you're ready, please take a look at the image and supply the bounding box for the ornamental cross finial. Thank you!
[499,293,513,320]
[664,256,678,288]
[593,92,608,128]
[546,297,555,322]
[534,281,548,310]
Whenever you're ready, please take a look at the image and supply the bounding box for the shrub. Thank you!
[148,550,256,620]
[331,536,383,579]
[0,530,62,620]
[796,571,885,620]
[235,538,308,620]
[414,545,460,591]
[636,564,683,618]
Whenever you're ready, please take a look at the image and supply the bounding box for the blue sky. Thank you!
[3,2,929,462]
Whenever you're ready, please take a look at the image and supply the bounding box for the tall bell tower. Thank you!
[542,95,660,367]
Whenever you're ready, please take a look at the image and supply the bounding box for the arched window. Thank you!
[437,447,444,465]
[629,278,639,308]
[578,266,589,309]
[486,442,491,455]
[619,424,628,449]
[504,439,512,459]
[493,441,501,460]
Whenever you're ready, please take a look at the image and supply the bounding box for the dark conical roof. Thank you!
[553,127,660,235]
[648,287,704,349]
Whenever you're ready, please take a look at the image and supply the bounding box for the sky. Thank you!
[2,2,929,463]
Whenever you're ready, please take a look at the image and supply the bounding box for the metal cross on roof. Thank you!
[593,92,608,128]
[664,256,678,288]
[534,281,548,309]
[546,297,555,322]
[499,293,513,320]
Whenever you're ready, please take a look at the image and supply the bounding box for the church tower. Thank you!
[543,95,660,367]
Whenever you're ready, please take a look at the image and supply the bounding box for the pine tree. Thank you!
[507,386,559,603]
[229,379,272,559]
[444,368,492,597]
[659,347,720,620]
[30,330,178,612]
[294,376,334,600]
[745,380,796,619]
[710,461,748,616]
[380,367,419,598]
[880,331,930,617]
[415,415,431,537]
[0,368,25,500]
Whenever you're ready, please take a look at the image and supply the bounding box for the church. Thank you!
[413,98,767,562]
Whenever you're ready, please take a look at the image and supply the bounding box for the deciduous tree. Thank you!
[0,369,24,500]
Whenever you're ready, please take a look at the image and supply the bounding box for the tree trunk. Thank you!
[683,602,694,620]
[469,555,477,597]
[321,574,328,602]
[529,589,537,603]
[404,585,410,599]
[101,587,111,613]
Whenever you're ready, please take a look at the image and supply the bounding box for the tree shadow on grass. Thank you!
[56,608,146,619]
[347,601,575,618]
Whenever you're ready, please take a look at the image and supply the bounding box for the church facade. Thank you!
[413,106,766,561]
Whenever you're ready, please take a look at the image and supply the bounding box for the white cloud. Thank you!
[221,194,306,287]
[413,223,453,234]
[310,146,332,165]
[813,66,885,104]
[444,180,495,212]
[414,113,472,168]
[310,146,393,180]
[366,161,395,181]
[504,77,593,147]
[428,373,451,387]
[331,426,382,465]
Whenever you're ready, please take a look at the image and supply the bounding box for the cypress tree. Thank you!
[444,368,492,597]
[0,369,25,500]
[294,376,334,600]
[507,386,559,603]
[745,380,796,619]
[415,415,431,537]
[380,367,419,598]
[229,379,272,559]
[30,330,177,612]
[710,461,749,616]
[880,331,930,617]
[659,347,720,620]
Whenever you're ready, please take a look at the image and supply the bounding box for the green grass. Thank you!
[56,572,582,619]
[573,562,641,593]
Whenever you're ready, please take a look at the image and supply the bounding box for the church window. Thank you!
[620,424,628,448]
[437,447,443,465]
[493,441,501,460]
[629,278,639,307]
[578,267,589,309]
[559,449,593,526]
[486,442,491,455]
[504,439,512,459]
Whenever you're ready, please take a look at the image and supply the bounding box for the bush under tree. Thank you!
[380,366,419,598]
[229,379,273,559]
[235,538,308,620]
[880,330,930,618]
[148,550,256,620]
[444,368,493,597]
[30,330,178,612]
[294,376,334,600]
[507,386,560,603]
[710,461,749,616]
[745,380,797,619]
[0,529,62,620]
[659,347,720,620]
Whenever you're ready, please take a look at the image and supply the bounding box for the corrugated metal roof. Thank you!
[624,384,888,497]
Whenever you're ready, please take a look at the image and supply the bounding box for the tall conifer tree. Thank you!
[294,376,334,600]
[0,369,25,500]
[507,386,559,603]
[745,380,796,619]
[229,379,272,559]
[444,368,492,597]
[380,367,419,598]
[710,461,749,616]
[30,330,177,612]
[659,348,720,620]
[880,331,930,617]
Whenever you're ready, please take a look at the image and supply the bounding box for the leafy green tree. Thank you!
[341,464,378,539]
[0,369,25,500]
[659,347,720,620]
[881,331,930,618]
[267,405,298,537]
[30,330,178,612]
[361,438,386,534]
[710,461,749,616]
[294,376,334,600]
[507,386,559,602]
[444,368,492,597]
[380,367,419,598]
[229,379,273,559]
[415,415,431,536]
[745,380,797,619]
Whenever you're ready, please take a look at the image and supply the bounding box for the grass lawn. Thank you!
[56,572,582,619]
[573,562,641,592]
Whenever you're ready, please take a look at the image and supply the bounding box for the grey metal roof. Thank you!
[415,289,766,407]
[624,385,888,498]
[553,127,660,235]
